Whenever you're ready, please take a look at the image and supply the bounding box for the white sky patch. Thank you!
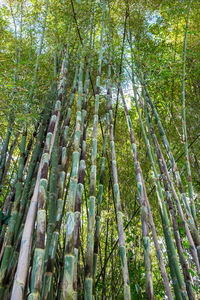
[0,0,6,6]
[122,80,134,109]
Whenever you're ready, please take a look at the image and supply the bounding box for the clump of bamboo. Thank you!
[145,104,197,299]
[141,82,200,263]
[120,87,173,300]
[132,87,186,298]
[11,50,69,300]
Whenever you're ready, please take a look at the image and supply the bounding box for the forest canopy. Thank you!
[0,0,200,299]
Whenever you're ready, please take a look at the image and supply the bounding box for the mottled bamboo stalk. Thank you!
[61,51,80,148]
[104,34,131,297]
[107,85,131,299]
[43,50,79,267]
[132,92,186,299]
[40,132,59,300]
[14,102,51,239]
[92,113,109,284]
[73,49,91,300]
[84,3,106,299]
[120,89,154,299]
[52,127,75,300]
[11,51,69,300]
[41,52,80,300]
[61,47,85,299]
[28,51,69,299]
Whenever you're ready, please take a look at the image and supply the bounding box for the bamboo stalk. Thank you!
[84,2,106,299]
[73,43,91,300]
[120,89,155,299]
[181,1,196,223]
[61,44,86,299]
[106,49,131,298]
[93,113,109,284]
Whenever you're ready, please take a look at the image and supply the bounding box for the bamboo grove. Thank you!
[0,0,200,299]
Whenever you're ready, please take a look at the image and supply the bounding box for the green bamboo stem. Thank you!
[14,108,50,240]
[29,0,49,102]
[142,84,200,263]
[18,83,57,229]
[2,132,20,184]
[1,132,19,212]
[145,104,200,272]
[54,167,73,300]
[112,9,153,292]
[142,85,189,210]
[132,92,186,299]
[92,7,109,285]
[41,130,74,299]
[0,124,12,191]
[146,107,196,300]
[181,1,196,222]
[0,130,26,290]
